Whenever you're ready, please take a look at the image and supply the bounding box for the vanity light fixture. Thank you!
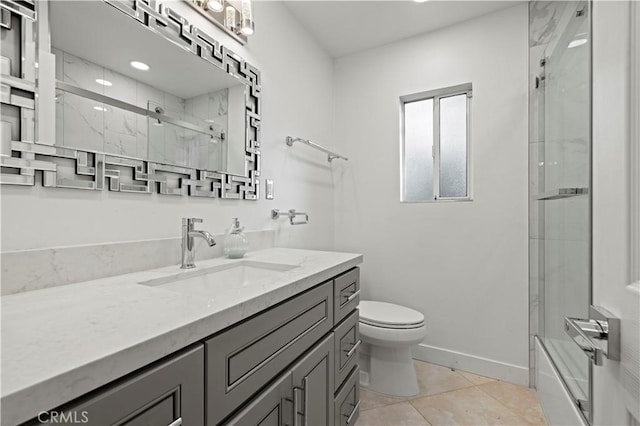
[568,38,588,48]
[129,60,150,71]
[188,0,251,44]
[240,0,254,35]
[95,78,112,87]
[207,0,224,12]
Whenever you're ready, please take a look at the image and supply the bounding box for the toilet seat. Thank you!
[359,301,424,329]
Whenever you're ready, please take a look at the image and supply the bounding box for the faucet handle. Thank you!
[182,217,203,226]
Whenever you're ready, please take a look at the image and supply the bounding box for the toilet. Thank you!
[359,301,427,397]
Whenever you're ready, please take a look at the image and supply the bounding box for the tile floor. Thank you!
[355,360,548,426]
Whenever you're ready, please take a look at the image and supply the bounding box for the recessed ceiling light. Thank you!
[568,39,588,48]
[129,60,150,71]
[95,79,112,87]
[93,106,107,112]
[413,0,429,3]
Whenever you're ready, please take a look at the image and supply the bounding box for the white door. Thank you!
[591,1,640,424]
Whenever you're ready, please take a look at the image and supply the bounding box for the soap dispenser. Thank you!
[224,217,249,258]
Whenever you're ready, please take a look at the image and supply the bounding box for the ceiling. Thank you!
[283,1,521,58]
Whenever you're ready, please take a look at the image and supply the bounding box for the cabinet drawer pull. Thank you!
[345,400,360,425]
[168,418,183,426]
[343,340,362,358]
[293,380,307,426]
[342,289,360,303]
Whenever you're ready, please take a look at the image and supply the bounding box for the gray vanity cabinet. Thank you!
[34,345,204,426]
[26,267,361,426]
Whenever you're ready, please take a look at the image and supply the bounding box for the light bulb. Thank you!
[240,0,254,35]
[225,5,236,31]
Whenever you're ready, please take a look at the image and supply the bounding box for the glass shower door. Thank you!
[536,0,591,418]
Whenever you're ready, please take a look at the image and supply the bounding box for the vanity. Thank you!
[1,248,363,425]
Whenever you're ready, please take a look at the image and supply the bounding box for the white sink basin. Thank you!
[139,260,299,297]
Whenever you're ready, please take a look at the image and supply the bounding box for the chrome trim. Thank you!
[345,400,360,425]
[564,305,621,366]
[536,187,589,200]
[344,340,361,358]
[293,385,304,426]
[168,418,182,426]
[286,136,348,162]
[271,209,309,225]
[344,289,360,303]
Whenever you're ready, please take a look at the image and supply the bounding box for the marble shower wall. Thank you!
[53,48,229,170]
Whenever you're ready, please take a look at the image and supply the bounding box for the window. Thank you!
[400,83,472,202]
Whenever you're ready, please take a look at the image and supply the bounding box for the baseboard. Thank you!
[411,343,530,386]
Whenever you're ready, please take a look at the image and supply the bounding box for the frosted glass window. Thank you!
[401,83,471,202]
[403,99,433,201]
[439,95,467,198]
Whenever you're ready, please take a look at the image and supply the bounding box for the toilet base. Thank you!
[368,345,419,397]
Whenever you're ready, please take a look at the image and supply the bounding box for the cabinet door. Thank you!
[223,372,293,426]
[35,345,204,426]
[291,334,334,426]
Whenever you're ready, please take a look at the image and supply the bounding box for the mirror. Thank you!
[49,0,252,178]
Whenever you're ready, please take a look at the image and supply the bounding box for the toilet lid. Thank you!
[359,301,424,329]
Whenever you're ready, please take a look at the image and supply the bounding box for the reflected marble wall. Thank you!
[52,48,230,171]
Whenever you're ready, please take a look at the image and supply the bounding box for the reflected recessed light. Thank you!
[568,38,588,48]
[129,60,150,71]
[413,0,429,3]
[93,106,107,112]
[95,78,112,87]
[207,0,224,12]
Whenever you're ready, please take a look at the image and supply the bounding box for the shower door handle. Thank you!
[564,305,620,366]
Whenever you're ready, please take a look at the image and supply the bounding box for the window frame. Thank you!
[399,83,473,203]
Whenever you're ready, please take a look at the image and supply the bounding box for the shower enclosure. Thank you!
[529,0,592,422]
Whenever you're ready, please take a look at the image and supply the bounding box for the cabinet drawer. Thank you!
[206,281,334,425]
[333,267,360,324]
[334,309,360,391]
[35,345,204,426]
[334,366,360,426]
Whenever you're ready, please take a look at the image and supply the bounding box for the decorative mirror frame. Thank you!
[0,0,261,200]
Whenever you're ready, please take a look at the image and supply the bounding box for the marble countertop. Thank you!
[1,248,363,425]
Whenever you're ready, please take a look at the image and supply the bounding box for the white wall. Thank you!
[0,1,336,252]
[333,5,530,383]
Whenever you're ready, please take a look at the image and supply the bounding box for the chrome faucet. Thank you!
[181,217,216,269]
